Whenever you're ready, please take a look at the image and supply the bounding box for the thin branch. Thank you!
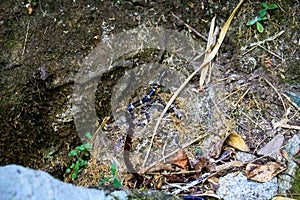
[264,78,287,112]
[21,21,30,59]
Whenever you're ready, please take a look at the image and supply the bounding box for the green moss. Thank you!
[290,167,300,199]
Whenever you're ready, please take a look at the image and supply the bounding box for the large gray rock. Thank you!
[0,165,179,200]
[0,164,123,200]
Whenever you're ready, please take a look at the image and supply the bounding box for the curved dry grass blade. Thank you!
[199,16,216,90]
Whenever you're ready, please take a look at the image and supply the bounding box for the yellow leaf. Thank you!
[272,197,297,200]
[225,132,250,152]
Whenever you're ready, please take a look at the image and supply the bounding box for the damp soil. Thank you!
[0,0,299,197]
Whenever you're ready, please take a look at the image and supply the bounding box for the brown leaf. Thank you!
[293,148,300,165]
[168,148,189,170]
[245,162,286,182]
[281,149,289,162]
[210,137,227,159]
[264,58,272,68]
[194,157,209,171]
[225,132,250,152]
[163,174,185,183]
[210,129,228,159]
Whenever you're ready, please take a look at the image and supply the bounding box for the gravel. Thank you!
[216,172,278,200]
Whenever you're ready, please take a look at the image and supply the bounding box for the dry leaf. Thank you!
[154,174,163,189]
[257,134,284,159]
[225,132,250,152]
[210,137,227,158]
[194,157,209,171]
[163,174,185,183]
[264,58,272,68]
[245,162,286,182]
[168,148,189,170]
[199,16,216,90]
[272,197,297,200]
[281,149,289,162]
[293,148,300,165]
[210,128,229,158]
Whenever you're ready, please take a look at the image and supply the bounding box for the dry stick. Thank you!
[232,86,251,110]
[171,13,208,42]
[278,124,300,130]
[22,21,30,59]
[282,93,300,111]
[257,44,283,60]
[264,78,287,112]
[217,83,248,105]
[242,30,285,55]
[249,30,285,47]
[142,0,246,168]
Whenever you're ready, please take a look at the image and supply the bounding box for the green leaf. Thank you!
[259,9,267,17]
[66,168,71,173]
[84,143,91,149]
[74,162,80,169]
[70,163,75,169]
[86,132,92,139]
[71,173,77,180]
[267,4,278,10]
[113,177,122,187]
[261,2,267,8]
[111,162,117,175]
[257,16,267,21]
[98,177,113,186]
[84,151,89,156]
[247,19,257,26]
[78,145,85,151]
[68,150,78,156]
[256,21,264,33]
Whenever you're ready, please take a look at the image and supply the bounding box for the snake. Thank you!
[122,70,166,184]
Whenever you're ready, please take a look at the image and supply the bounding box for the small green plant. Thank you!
[247,2,278,33]
[65,132,92,180]
[98,162,122,187]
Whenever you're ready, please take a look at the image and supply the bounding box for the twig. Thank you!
[142,0,245,168]
[232,86,251,110]
[257,44,283,60]
[242,30,285,54]
[278,124,300,130]
[240,111,266,130]
[171,13,207,42]
[282,93,300,111]
[22,21,30,59]
[264,78,286,111]
[217,83,248,105]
